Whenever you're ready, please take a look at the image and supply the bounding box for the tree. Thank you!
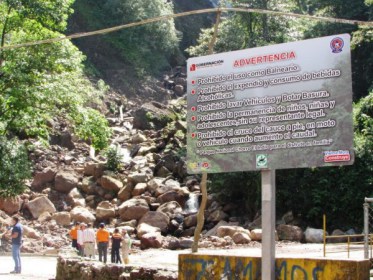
[0,0,110,150]
[72,0,179,75]
[0,137,31,197]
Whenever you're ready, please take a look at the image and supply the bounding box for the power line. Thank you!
[1,7,372,51]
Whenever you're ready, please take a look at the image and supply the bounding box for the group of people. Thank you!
[69,222,132,264]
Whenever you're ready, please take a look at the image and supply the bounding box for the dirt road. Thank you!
[0,255,56,280]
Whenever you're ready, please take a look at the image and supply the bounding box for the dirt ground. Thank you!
[0,243,367,280]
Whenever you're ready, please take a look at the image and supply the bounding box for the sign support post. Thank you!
[261,169,276,280]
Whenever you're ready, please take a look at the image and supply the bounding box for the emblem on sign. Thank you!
[330,37,344,53]
[256,154,268,169]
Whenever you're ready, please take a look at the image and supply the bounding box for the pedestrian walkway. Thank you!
[0,256,56,280]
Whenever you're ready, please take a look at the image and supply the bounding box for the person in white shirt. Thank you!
[83,223,96,259]
[77,223,85,256]
[121,229,132,264]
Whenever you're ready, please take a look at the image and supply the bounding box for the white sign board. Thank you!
[187,34,354,173]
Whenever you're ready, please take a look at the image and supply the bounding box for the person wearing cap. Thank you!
[69,222,80,250]
[83,223,96,259]
[77,223,85,256]
[111,228,122,263]
[121,228,132,264]
[96,223,110,263]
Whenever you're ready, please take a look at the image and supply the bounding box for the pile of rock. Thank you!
[0,91,354,255]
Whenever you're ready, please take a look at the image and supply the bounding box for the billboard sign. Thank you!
[187,34,354,173]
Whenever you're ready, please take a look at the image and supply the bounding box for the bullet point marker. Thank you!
[191,133,196,138]
[191,89,196,95]
[191,116,196,121]
[191,106,196,112]
[191,80,195,85]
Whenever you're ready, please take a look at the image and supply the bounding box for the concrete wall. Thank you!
[56,248,177,280]
[179,254,370,280]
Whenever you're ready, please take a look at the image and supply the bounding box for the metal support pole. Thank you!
[364,202,369,259]
[261,169,276,280]
[323,214,326,257]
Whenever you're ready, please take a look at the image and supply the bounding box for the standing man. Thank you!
[10,216,22,274]
[96,223,109,263]
[77,223,85,256]
[83,223,96,259]
[69,222,80,250]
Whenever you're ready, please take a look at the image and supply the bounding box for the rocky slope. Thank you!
[0,68,355,255]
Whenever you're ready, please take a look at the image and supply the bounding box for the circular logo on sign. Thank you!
[256,154,268,168]
[330,37,344,53]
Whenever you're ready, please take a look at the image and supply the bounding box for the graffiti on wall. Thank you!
[179,254,365,280]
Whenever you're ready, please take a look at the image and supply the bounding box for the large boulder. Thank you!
[31,167,56,190]
[96,201,116,220]
[137,223,161,239]
[80,177,96,194]
[277,224,304,242]
[84,162,105,179]
[49,131,75,150]
[132,102,176,130]
[156,190,185,206]
[70,206,96,224]
[184,214,197,228]
[67,188,86,207]
[0,196,21,215]
[204,220,229,237]
[147,178,164,193]
[140,232,163,249]
[305,227,326,243]
[330,229,346,243]
[132,183,147,196]
[232,232,251,244]
[217,226,251,239]
[100,175,123,192]
[118,184,134,202]
[207,209,229,223]
[118,198,149,221]
[156,201,182,218]
[26,196,56,219]
[155,179,181,197]
[128,172,152,184]
[51,212,71,226]
[138,211,169,233]
[250,229,263,241]
[54,171,79,193]
[23,225,42,240]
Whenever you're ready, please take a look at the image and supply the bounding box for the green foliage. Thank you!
[0,0,110,146]
[209,172,261,220]
[0,137,32,197]
[105,146,123,172]
[74,108,112,151]
[277,92,373,230]
[73,0,179,75]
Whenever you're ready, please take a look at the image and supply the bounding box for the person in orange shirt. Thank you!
[69,222,80,250]
[96,223,110,263]
[111,228,122,263]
